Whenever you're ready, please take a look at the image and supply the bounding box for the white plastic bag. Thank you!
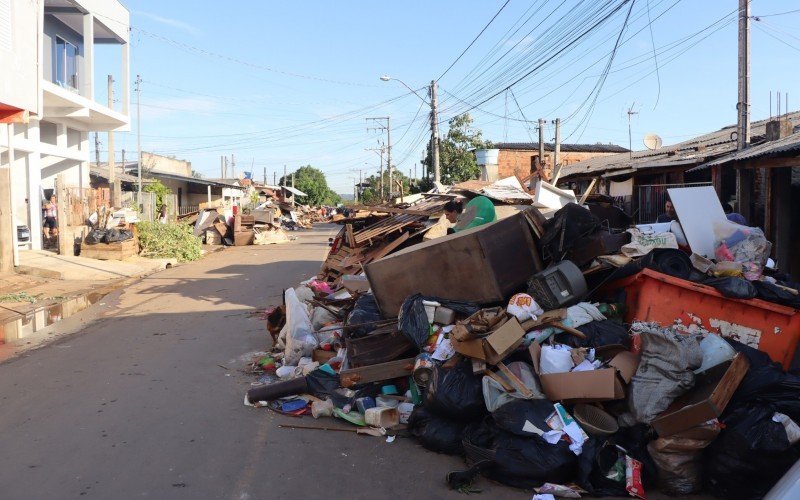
[277,287,318,366]
[540,345,574,374]
[507,293,544,322]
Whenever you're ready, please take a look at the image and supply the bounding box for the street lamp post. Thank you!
[381,76,440,185]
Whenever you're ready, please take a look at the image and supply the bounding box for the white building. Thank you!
[0,0,130,255]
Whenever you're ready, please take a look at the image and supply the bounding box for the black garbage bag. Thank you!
[408,406,467,455]
[725,339,800,421]
[84,229,107,245]
[702,276,757,299]
[347,294,383,338]
[540,203,601,262]
[753,280,800,309]
[398,293,479,349]
[577,437,629,497]
[705,405,800,499]
[463,418,577,489]
[578,424,659,497]
[649,248,693,280]
[104,228,133,242]
[305,369,379,409]
[425,359,486,422]
[554,319,630,349]
[491,399,554,437]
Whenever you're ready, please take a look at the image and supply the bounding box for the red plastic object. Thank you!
[609,268,800,369]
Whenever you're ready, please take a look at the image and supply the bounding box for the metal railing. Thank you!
[635,182,711,224]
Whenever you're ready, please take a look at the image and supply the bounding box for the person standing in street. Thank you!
[42,195,58,241]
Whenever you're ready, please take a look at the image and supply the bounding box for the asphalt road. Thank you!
[0,224,521,500]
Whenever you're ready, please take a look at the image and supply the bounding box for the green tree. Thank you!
[143,180,171,209]
[359,170,412,204]
[421,112,492,184]
[279,165,341,206]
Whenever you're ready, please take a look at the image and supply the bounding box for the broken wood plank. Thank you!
[350,204,435,216]
[551,321,587,340]
[365,232,410,262]
[339,357,416,388]
[345,223,355,247]
[496,362,534,398]
[486,370,515,392]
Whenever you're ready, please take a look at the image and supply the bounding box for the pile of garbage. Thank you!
[242,186,800,497]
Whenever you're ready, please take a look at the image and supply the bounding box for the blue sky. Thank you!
[96,0,800,194]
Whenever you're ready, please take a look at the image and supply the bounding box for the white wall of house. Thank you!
[0,0,130,254]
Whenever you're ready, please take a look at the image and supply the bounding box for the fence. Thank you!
[178,205,199,216]
[119,191,157,222]
[635,182,712,224]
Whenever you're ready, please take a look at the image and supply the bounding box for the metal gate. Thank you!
[635,182,711,224]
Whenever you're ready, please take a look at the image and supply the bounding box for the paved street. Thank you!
[0,224,517,500]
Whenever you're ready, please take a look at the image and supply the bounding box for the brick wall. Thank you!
[496,149,619,179]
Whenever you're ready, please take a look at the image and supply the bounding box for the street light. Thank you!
[380,75,441,184]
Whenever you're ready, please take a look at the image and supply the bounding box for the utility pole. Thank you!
[737,0,750,150]
[220,156,224,178]
[532,118,544,189]
[430,80,441,184]
[552,118,562,183]
[283,165,287,186]
[274,172,277,185]
[367,117,391,198]
[379,147,384,201]
[135,75,142,206]
[627,103,638,159]
[94,132,101,167]
[224,156,228,178]
[263,167,266,185]
[107,75,116,206]
[231,153,236,179]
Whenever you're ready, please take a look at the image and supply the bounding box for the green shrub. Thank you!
[136,221,202,262]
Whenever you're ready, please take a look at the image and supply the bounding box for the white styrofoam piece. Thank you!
[667,186,727,258]
[534,180,577,209]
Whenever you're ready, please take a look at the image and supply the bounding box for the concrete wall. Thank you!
[0,0,40,114]
[497,149,619,180]
[142,152,192,177]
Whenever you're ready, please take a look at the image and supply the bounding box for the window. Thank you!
[55,36,78,89]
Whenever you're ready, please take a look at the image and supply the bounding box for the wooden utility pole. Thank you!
[737,0,750,150]
[736,0,752,220]
[107,75,117,206]
[552,118,563,183]
[367,117,391,198]
[534,118,545,187]
[94,132,101,167]
[263,167,266,185]
[627,103,639,159]
[430,80,441,184]
[220,156,224,178]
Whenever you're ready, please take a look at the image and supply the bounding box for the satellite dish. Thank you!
[643,133,663,150]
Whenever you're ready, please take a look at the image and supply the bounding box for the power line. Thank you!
[437,0,512,81]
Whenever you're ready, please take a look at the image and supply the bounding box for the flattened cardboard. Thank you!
[529,342,640,402]
[651,353,749,437]
[451,317,525,365]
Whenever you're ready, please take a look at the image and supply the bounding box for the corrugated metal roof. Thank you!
[90,166,155,184]
[493,142,629,153]
[558,111,800,180]
[282,185,307,197]
[693,131,800,170]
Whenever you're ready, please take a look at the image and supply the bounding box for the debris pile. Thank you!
[242,184,800,497]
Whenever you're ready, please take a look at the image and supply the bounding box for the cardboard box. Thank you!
[365,211,542,317]
[451,317,525,365]
[529,343,639,402]
[651,353,749,437]
[234,230,254,246]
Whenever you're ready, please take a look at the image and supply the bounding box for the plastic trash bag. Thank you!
[705,405,800,499]
[702,276,757,299]
[84,229,107,245]
[105,228,133,242]
[553,319,630,349]
[463,418,578,489]
[276,287,318,366]
[577,425,658,497]
[408,406,467,455]
[540,345,574,374]
[482,362,545,412]
[426,359,487,422]
[713,219,771,280]
[491,399,555,437]
[753,280,800,309]
[347,294,383,338]
[507,293,544,322]
[647,427,719,495]
[540,203,600,262]
[399,294,479,350]
[628,323,702,424]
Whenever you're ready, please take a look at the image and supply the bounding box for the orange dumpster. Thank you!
[608,268,800,369]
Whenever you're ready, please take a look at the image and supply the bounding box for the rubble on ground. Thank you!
[239,182,800,497]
